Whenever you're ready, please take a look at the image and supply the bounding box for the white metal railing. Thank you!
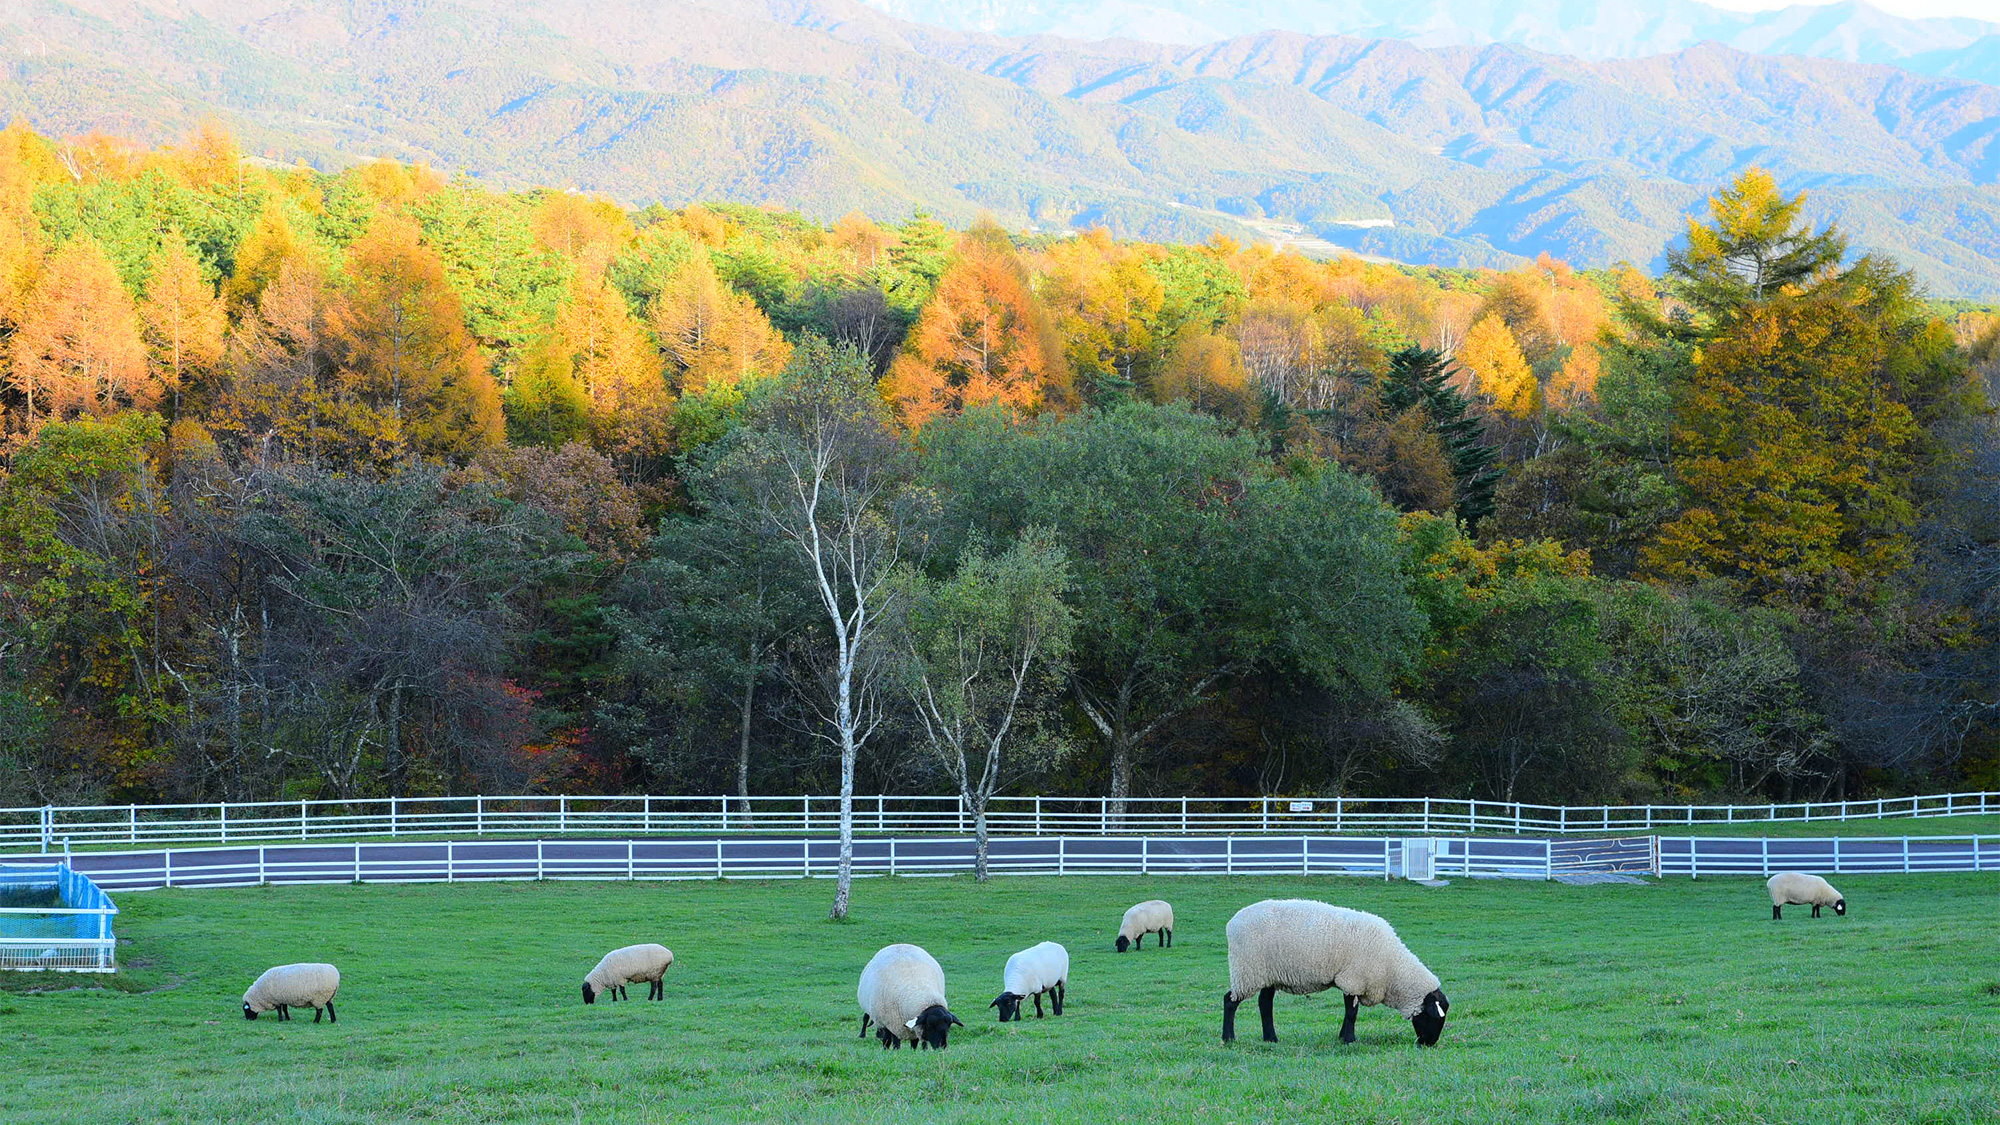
[0,862,118,972]
[4,791,1998,851]
[13,835,1568,891]
[12,832,1996,894]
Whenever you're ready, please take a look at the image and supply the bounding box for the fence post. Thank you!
[1141,837,1149,876]
[1903,837,1910,874]
[628,840,635,881]
[1545,840,1552,881]
[300,801,307,842]
[41,806,52,851]
[1423,797,1431,833]
[1383,838,1391,882]
[259,846,266,885]
[559,797,567,835]
[391,796,398,837]
[716,839,724,879]
[448,841,455,884]
[536,839,544,881]
[220,803,228,843]
[477,796,485,836]
[354,843,361,883]
[648,796,656,835]
[1182,797,1189,834]
[1101,798,1108,835]
[1058,837,1066,877]
[889,837,897,877]
[130,804,137,844]
[1262,799,1269,834]
[1832,836,1841,872]
[803,838,811,879]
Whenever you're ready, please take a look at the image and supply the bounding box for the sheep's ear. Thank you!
[905,1018,918,1030]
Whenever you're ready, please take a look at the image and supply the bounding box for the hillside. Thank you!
[3,0,2000,292]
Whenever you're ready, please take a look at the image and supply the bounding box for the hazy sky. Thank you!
[1705,0,2000,16]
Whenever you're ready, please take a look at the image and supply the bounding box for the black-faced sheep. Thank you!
[242,963,340,1023]
[582,943,674,1003]
[1222,899,1449,1047]
[858,943,963,1049]
[1115,900,1173,952]
[991,941,1068,1021]
[1767,873,1846,920]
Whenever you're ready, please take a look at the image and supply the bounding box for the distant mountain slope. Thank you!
[860,0,2000,75]
[2,0,1998,294]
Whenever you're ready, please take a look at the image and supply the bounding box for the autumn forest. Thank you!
[2,122,1997,814]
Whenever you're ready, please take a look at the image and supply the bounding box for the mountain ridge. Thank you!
[2,0,1999,294]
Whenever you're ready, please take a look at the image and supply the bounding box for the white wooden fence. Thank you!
[13,832,1996,893]
[6,791,1998,850]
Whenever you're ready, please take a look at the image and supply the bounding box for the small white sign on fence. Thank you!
[1289,801,1314,813]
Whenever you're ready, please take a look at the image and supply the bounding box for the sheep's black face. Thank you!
[913,1005,963,1049]
[582,984,597,1005]
[990,992,1022,1022]
[1834,899,1847,916]
[1412,989,1449,1046]
[1115,935,1131,953]
[243,1004,258,1021]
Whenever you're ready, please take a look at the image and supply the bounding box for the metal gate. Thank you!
[1401,838,1437,881]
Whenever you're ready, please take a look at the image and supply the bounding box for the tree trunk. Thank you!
[736,654,756,824]
[832,732,855,919]
[972,794,990,884]
[1108,734,1134,825]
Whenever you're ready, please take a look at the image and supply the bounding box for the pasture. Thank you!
[2,872,1995,1124]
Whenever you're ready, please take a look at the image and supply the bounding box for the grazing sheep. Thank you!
[991,941,1069,1022]
[1115,900,1174,952]
[242,963,340,1024]
[857,943,963,1050]
[1222,899,1449,1047]
[1767,873,1846,920]
[582,943,675,1004]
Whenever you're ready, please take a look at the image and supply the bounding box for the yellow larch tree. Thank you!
[1458,314,1540,418]
[8,235,155,430]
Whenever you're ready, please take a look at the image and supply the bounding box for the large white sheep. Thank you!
[242,963,340,1024]
[857,943,963,1049]
[1222,899,1449,1047]
[990,941,1068,1022]
[1115,900,1174,952]
[582,943,675,1004]
[1767,873,1846,920]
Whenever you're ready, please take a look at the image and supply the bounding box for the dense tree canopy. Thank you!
[0,124,1994,814]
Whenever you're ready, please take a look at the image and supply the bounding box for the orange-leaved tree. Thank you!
[883,223,1068,426]
[8,234,155,434]
[140,234,227,415]
[331,214,503,461]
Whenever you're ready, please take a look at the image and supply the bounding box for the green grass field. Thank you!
[4,873,1997,1124]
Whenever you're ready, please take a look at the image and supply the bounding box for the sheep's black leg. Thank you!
[1222,990,1240,1042]
[1773,904,1782,920]
[1812,904,1822,918]
[1164,928,1173,948]
[1053,982,1064,1015]
[1339,994,1358,1044]
[325,1000,336,1024]
[1034,994,1044,1018]
[314,1005,323,1024]
[651,979,663,1000]
[860,1014,872,1038]
[1135,932,1145,950]
[1258,986,1278,1043]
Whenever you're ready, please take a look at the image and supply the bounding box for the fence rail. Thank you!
[6,791,1998,850]
[9,832,1997,894]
